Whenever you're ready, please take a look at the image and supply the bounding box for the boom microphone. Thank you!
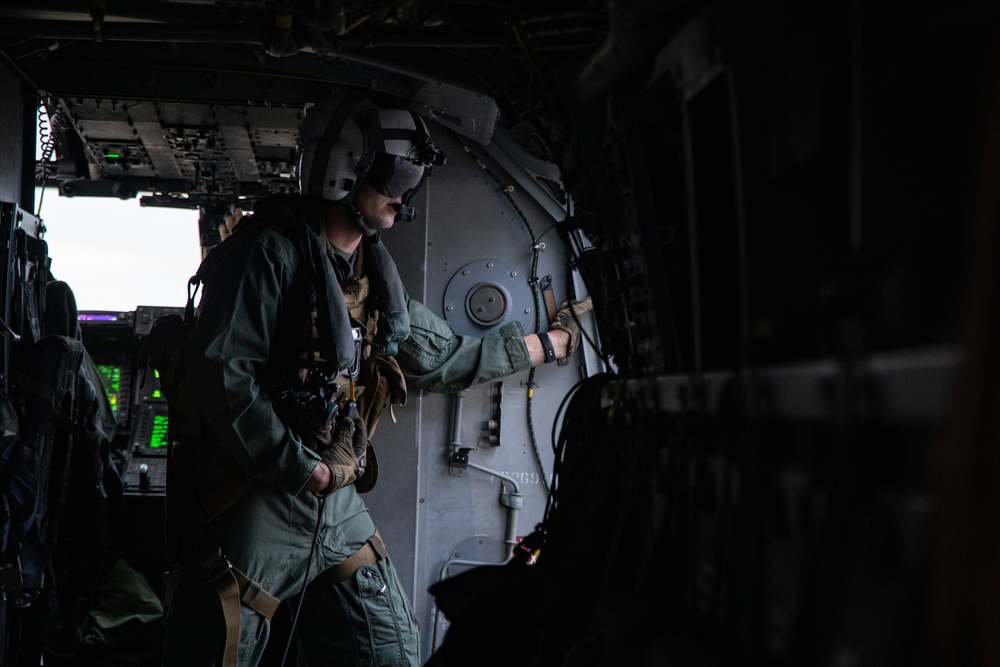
[392,203,416,222]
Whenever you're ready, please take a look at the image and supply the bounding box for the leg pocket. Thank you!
[355,562,414,667]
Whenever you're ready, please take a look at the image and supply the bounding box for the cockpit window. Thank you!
[37,188,201,311]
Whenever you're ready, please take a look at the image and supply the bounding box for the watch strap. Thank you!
[537,331,556,364]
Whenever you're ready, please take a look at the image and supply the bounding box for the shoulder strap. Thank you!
[185,214,267,325]
[265,213,356,369]
[187,208,356,370]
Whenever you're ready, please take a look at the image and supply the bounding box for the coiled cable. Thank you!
[35,98,61,217]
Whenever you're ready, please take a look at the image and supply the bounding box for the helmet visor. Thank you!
[364,153,425,199]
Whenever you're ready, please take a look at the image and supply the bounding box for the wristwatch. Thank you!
[537,331,556,364]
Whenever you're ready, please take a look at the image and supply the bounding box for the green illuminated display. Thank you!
[149,413,169,449]
[97,365,121,414]
[152,369,162,399]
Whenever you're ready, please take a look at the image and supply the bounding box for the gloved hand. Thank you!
[549,297,593,357]
[316,413,367,496]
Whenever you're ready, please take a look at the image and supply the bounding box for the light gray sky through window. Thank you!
[36,187,202,312]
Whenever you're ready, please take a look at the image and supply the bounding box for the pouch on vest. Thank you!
[356,353,407,440]
[353,353,407,493]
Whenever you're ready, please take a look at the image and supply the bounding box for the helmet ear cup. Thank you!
[320,115,365,201]
[298,96,372,202]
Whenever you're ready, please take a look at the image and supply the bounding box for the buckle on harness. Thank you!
[201,551,233,583]
[349,327,363,378]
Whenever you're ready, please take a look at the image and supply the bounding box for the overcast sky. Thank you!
[36,187,202,312]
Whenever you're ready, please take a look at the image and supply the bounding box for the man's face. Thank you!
[354,181,401,232]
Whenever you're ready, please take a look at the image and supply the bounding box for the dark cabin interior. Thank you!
[0,0,997,665]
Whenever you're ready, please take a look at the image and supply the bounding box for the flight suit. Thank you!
[160,194,532,667]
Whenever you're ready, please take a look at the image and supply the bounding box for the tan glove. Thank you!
[549,297,593,357]
[316,414,367,496]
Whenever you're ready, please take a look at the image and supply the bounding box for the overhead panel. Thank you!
[53,97,303,197]
[242,105,301,183]
[127,101,184,179]
[62,99,158,179]
[213,106,258,183]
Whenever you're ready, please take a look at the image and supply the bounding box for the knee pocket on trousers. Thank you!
[356,565,407,666]
[236,604,270,667]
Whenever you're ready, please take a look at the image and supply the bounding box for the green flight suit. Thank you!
[160,195,532,667]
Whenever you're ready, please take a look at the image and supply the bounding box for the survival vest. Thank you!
[139,196,409,525]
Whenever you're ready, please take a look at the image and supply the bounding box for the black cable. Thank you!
[559,197,612,370]
[562,225,613,371]
[36,98,60,218]
[550,376,586,460]
[564,248,609,369]
[279,495,326,667]
[544,373,616,526]
[524,365,549,495]
[452,132,553,495]
[545,376,587,521]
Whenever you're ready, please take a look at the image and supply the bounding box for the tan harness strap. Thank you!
[312,530,388,587]
[216,569,242,667]
[234,569,282,619]
[200,550,281,667]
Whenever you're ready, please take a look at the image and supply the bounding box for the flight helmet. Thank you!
[298,94,445,224]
